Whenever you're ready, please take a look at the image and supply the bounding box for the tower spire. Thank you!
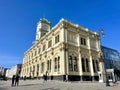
[36,18,51,40]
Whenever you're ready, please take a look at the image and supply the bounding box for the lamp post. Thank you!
[98,29,105,63]
[98,29,105,44]
[98,29,106,83]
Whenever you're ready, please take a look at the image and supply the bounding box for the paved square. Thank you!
[0,80,119,90]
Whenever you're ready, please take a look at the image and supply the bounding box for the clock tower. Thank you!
[36,18,51,40]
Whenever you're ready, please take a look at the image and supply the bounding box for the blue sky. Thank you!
[0,0,120,68]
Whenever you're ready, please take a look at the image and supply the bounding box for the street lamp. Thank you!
[98,29,106,83]
[98,29,105,42]
[98,29,105,62]
[98,29,104,35]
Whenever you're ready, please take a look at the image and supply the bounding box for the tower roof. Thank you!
[40,18,51,24]
[37,18,51,26]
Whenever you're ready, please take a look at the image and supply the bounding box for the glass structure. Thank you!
[101,46,120,81]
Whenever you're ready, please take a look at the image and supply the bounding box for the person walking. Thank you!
[45,71,48,81]
[11,75,15,86]
[24,76,26,81]
[15,74,20,86]
[106,77,110,86]
[43,74,46,83]
[65,74,68,82]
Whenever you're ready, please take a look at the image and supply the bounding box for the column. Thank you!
[65,29,69,77]
[39,60,41,76]
[89,55,94,81]
[51,57,54,76]
[78,33,83,81]
[79,53,83,81]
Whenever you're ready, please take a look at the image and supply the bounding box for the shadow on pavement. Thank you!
[0,87,8,90]
[42,88,60,90]
[19,83,40,87]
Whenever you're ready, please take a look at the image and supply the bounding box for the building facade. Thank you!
[6,64,22,78]
[101,46,120,81]
[0,66,4,77]
[21,18,103,81]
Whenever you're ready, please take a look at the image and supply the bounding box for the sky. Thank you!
[0,0,120,68]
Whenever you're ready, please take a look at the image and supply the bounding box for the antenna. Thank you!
[42,13,46,18]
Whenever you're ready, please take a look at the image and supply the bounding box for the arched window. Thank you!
[96,60,99,71]
[69,56,73,71]
[38,48,41,54]
[35,50,37,56]
[86,58,89,72]
[54,58,57,72]
[58,57,60,71]
[82,58,85,72]
[92,60,96,72]
[74,57,78,71]
[47,60,49,70]
[33,66,35,77]
[50,59,51,72]
[41,62,44,73]
[37,64,39,76]
[54,56,60,72]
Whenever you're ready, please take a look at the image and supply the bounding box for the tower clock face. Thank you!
[42,24,49,30]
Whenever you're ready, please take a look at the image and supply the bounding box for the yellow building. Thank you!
[21,18,104,81]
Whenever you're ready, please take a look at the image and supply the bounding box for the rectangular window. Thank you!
[57,35,59,42]
[67,31,77,43]
[81,38,83,45]
[48,40,52,48]
[43,45,46,51]
[84,38,86,45]
[90,39,97,49]
[55,35,59,44]
[55,37,57,44]
[81,37,86,46]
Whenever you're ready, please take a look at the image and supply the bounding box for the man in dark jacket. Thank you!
[15,74,20,86]
[11,75,15,86]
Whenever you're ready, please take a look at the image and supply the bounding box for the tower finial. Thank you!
[42,13,46,18]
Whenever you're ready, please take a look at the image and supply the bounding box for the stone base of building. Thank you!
[33,75,99,81]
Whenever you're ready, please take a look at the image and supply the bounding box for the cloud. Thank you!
[0,53,22,68]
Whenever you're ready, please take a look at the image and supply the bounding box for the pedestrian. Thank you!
[45,75,47,81]
[15,74,20,86]
[51,75,53,80]
[65,74,68,82]
[43,74,46,83]
[90,76,92,82]
[45,71,48,81]
[112,78,117,86]
[106,77,110,86]
[11,75,15,86]
[24,76,26,81]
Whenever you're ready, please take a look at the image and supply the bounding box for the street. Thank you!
[0,79,119,90]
